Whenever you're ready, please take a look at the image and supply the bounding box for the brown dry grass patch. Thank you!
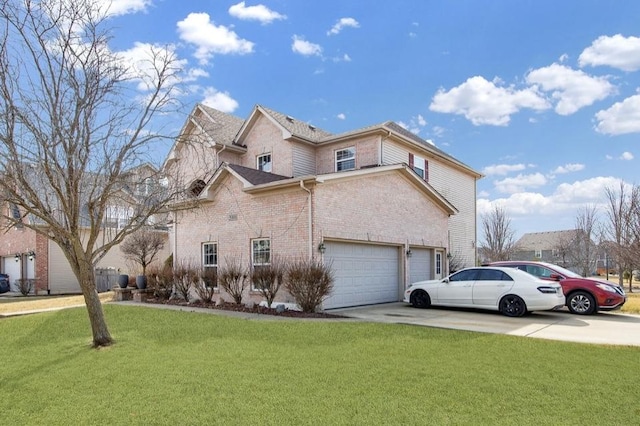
[0,292,113,315]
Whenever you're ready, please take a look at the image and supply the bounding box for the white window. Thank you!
[202,243,218,288]
[436,252,442,275]
[335,147,356,171]
[409,153,428,180]
[251,239,271,291]
[252,239,271,266]
[257,153,272,172]
[535,249,542,258]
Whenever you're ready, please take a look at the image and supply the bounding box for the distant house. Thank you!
[511,229,599,274]
[511,230,580,265]
[0,164,169,295]
[164,103,482,309]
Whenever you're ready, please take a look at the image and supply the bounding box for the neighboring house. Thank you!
[0,164,169,295]
[511,229,598,274]
[164,103,482,309]
[512,230,578,264]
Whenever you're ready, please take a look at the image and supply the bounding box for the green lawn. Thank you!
[1,305,639,425]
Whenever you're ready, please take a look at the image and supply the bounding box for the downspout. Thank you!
[216,144,227,169]
[300,180,313,259]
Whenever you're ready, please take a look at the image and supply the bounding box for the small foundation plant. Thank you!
[285,258,334,313]
[218,256,249,305]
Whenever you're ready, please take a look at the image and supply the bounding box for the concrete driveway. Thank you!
[332,302,640,346]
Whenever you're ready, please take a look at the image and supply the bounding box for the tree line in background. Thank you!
[478,182,640,292]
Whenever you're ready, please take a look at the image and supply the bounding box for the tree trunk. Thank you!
[79,265,113,347]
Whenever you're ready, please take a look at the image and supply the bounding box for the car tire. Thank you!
[499,295,527,317]
[567,291,596,315]
[410,290,431,309]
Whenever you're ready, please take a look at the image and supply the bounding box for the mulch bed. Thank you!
[143,297,347,319]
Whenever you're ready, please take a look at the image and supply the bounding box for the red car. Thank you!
[487,261,626,315]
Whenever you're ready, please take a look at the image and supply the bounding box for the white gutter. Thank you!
[299,181,313,259]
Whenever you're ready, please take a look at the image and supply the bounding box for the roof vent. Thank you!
[285,115,294,122]
[308,124,316,131]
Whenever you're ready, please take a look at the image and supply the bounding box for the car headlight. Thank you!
[595,283,618,293]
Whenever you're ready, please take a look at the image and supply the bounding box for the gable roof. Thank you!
[515,230,580,250]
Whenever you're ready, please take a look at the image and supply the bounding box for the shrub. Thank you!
[147,265,174,299]
[251,257,286,308]
[218,256,248,305]
[285,258,334,313]
[16,278,34,296]
[173,261,199,302]
[194,268,217,303]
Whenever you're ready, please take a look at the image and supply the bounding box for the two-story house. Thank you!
[164,104,482,309]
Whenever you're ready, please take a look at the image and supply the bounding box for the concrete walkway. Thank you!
[331,302,640,346]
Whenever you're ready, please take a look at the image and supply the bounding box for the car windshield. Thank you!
[540,262,582,278]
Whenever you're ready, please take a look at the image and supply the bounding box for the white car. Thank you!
[403,266,565,317]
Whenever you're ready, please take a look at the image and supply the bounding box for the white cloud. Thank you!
[429,76,550,126]
[101,0,152,17]
[228,2,286,24]
[337,113,346,120]
[553,176,622,201]
[526,63,614,115]
[494,173,547,194]
[399,114,427,135]
[579,34,640,71]
[177,13,254,65]
[620,151,634,160]
[551,163,585,174]
[327,18,360,36]
[202,88,239,113]
[116,42,187,91]
[595,93,640,135]
[482,164,527,176]
[292,35,322,56]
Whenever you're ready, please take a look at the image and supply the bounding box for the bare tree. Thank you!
[479,206,516,262]
[570,205,599,277]
[0,1,188,347]
[603,182,636,289]
[119,227,166,275]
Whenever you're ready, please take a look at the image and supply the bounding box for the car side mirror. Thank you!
[443,278,449,284]
[549,274,562,281]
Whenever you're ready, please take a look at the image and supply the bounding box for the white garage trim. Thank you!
[322,241,400,309]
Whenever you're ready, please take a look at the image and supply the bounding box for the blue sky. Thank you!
[103,0,640,238]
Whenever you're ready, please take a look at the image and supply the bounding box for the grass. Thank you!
[1,305,639,425]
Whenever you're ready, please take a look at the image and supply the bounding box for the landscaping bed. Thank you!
[143,297,347,319]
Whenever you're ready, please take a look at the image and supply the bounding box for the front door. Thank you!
[435,251,443,280]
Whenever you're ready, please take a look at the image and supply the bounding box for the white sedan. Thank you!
[403,266,565,317]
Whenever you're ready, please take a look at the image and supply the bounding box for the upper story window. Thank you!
[257,153,272,172]
[409,153,428,181]
[335,147,356,172]
[534,249,542,259]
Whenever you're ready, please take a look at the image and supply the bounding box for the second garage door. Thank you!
[323,241,400,309]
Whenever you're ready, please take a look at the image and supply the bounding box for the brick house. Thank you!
[0,164,169,294]
[164,104,482,309]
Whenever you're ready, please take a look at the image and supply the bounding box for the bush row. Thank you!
[145,257,334,313]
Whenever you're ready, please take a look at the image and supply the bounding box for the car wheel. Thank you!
[567,291,596,315]
[410,290,431,309]
[499,295,527,317]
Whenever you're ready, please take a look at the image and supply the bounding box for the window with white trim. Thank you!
[257,153,272,172]
[534,249,542,259]
[202,243,218,287]
[335,147,356,171]
[409,153,428,181]
[251,238,270,290]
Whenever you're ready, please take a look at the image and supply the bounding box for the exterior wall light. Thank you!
[15,253,20,262]
[318,243,326,254]
[406,249,412,258]
[28,251,36,261]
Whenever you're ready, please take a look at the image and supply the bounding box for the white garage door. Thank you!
[323,241,400,309]
[409,248,433,285]
[3,256,22,292]
[49,240,82,294]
